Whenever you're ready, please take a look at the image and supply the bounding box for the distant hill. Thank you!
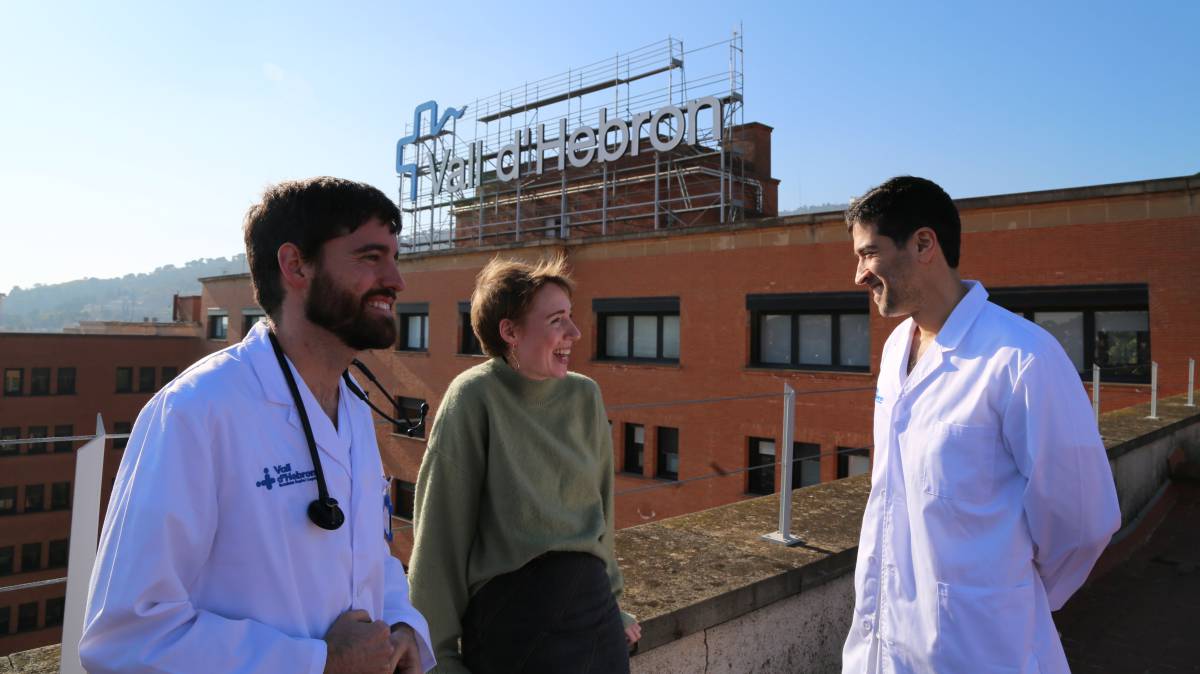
[0,255,249,332]
[779,203,848,216]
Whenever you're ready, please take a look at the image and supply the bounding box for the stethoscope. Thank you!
[267,330,428,531]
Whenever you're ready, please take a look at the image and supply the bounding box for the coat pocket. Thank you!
[922,420,1001,504]
[936,581,1038,673]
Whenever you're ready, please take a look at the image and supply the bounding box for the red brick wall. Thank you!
[378,185,1200,563]
[0,333,212,653]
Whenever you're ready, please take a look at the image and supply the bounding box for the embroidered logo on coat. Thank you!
[255,463,316,491]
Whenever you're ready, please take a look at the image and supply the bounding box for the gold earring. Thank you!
[510,345,521,370]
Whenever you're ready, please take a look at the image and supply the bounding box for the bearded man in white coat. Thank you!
[841,176,1120,673]
[80,177,434,673]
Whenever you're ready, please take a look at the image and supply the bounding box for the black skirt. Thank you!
[461,551,630,674]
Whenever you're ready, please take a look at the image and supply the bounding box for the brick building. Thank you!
[2,169,1196,652]
[0,332,211,653]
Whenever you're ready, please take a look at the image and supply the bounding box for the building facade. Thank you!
[0,333,211,653]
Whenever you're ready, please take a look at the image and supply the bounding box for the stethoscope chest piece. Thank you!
[308,498,346,531]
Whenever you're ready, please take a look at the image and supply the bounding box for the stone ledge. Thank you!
[616,474,870,653]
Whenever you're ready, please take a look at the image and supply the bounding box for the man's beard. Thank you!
[305,267,396,351]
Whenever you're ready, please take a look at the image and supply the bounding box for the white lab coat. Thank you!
[80,322,435,673]
[842,281,1120,674]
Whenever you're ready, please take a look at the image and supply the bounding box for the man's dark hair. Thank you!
[845,176,961,268]
[243,177,400,318]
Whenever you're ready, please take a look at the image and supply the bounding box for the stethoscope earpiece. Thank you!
[308,498,346,531]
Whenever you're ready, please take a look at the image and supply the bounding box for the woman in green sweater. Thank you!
[408,255,639,674]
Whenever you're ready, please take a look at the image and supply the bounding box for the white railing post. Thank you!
[763,384,802,546]
[1147,361,1159,420]
[1187,358,1195,407]
[1092,365,1101,424]
[60,414,107,674]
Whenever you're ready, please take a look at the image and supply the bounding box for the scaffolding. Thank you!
[397,32,748,252]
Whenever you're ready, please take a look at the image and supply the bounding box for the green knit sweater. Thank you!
[408,358,631,674]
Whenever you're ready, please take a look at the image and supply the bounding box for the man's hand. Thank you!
[323,609,401,674]
[389,623,422,674]
[625,622,642,646]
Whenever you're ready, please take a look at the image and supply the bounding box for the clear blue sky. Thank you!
[1,0,1196,293]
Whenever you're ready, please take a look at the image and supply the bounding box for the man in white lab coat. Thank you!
[841,176,1120,673]
[81,177,435,673]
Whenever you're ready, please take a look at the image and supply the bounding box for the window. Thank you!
[0,488,15,515]
[623,424,644,475]
[44,597,65,628]
[56,367,76,395]
[161,366,178,384]
[113,422,132,450]
[23,485,44,513]
[795,442,822,488]
[392,397,426,438]
[21,543,41,572]
[0,428,18,456]
[458,301,483,355]
[656,426,680,480]
[837,447,871,479]
[393,480,416,520]
[26,426,47,455]
[0,605,9,635]
[17,602,37,632]
[595,297,680,362]
[29,368,50,395]
[748,437,777,495]
[397,303,430,351]
[242,312,266,337]
[748,293,870,370]
[138,366,156,393]
[0,547,12,575]
[208,313,229,340]
[54,425,73,453]
[51,482,70,510]
[3,369,22,396]
[115,366,133,393]
[48,539,68,568]
[991,285,1151,383]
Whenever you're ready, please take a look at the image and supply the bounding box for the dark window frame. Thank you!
[623,423,645,476]
[837,446,871,479]
[0,546,12,575]
[44,596,65,628]
[594,297,681,364]
[51,482,70,510]
[748,293,871,372]
[0,428,19,456]
[0,488,15,515]
[3,369,23,397]
[396,303,430,352]
[207,313,229,340]
[23,485,45,513]
[112,422,131,450]
[161,366,178,385]
[29,368,50,396]
[990,284,1151,384]
[656,426,680,481]
[16,602,37,633]
[54,425,73,453]
[115,366,133,393]
[26,427,47,455]
[56,367,76,395]
[794,442,822,488]
[457,301,483,356]
[137,366,156,393]
[242,312,266,338]
[20,543,41,573]
[392,480,416,521]
[48,539,68,569]
[747,437,777,495]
